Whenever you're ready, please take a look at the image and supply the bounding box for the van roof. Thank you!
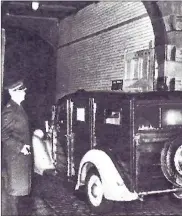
[57,90,182,104]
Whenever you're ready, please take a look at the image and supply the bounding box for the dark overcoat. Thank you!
[1,99,32,196]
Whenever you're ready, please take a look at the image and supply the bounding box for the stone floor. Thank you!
[2,172,182,216]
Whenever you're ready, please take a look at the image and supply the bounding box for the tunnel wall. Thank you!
[56,2,154,99]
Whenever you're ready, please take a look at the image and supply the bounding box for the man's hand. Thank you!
[21,144,31,155]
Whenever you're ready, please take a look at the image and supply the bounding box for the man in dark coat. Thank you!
[2,80,32,215]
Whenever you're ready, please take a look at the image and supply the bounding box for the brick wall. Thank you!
[56,2,154,100]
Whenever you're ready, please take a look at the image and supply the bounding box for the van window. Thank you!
[162,108,182,126]
[76,108,85,122]
[136,106,159,130]
[104,109,121,125]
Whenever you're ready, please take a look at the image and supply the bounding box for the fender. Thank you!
[75,149,138,201]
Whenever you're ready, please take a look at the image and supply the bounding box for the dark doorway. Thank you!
[3,27,56,132]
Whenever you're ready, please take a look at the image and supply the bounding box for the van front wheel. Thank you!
[85,170,113,213]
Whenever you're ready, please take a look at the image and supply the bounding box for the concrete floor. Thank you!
[2,172,182,216]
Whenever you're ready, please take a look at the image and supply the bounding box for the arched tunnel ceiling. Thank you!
[2,1,97,20]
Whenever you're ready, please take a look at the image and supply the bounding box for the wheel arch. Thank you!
[79,162,96,185]
[76,149,123,188]
[75,149,138,201]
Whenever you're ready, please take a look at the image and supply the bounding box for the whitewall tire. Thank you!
[85,169,114,213]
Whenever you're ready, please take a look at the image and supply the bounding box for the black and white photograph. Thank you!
[1,1,182,215]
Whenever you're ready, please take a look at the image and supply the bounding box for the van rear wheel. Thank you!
[85,169,114,213]
[161,136,182,187]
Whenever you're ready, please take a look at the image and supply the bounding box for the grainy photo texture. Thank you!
[1,1,182,216]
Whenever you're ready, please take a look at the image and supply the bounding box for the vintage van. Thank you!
[34,89,182,213]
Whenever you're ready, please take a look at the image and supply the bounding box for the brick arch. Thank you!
[143,1,168,46]
[143,1,168,76]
